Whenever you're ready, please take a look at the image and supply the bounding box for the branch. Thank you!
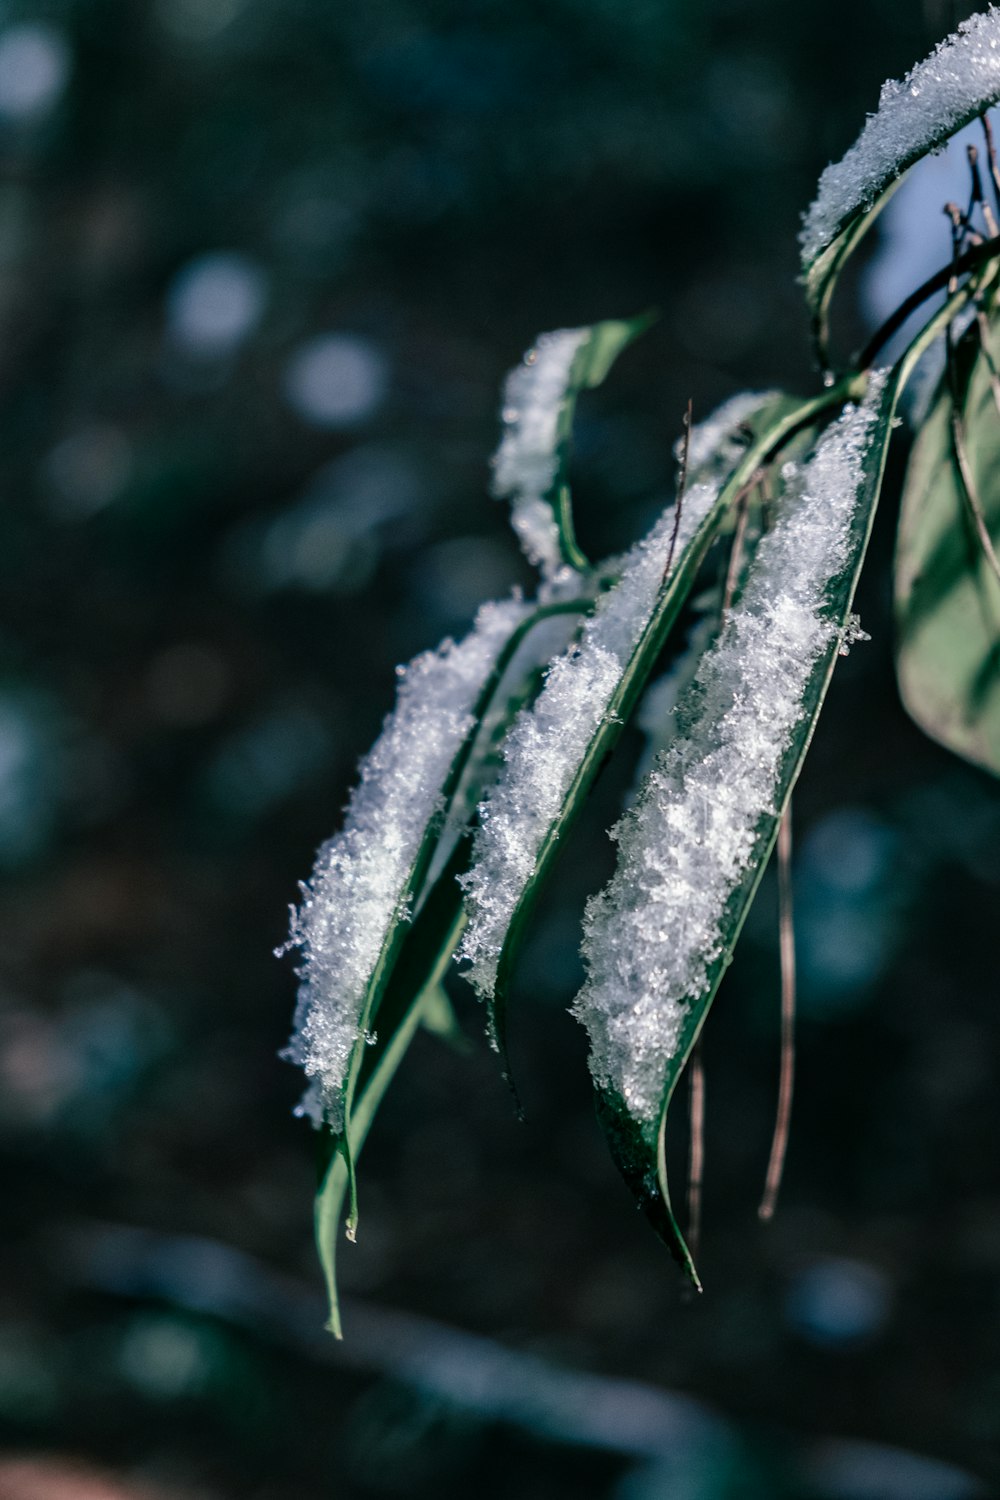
[856,232,1000,370]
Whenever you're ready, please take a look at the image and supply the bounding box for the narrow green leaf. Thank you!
[334,602,585,1213]
[799,12,1000,365]
[313,600,590,1331]
[316,968,456,1339]
[581,287,967,1282]
[570,314,657,390]
[582,375,901,1283]
[896,316,1000,776]
[495,314,654,573]
[419,982,469,1049]
[316,830,478,1335]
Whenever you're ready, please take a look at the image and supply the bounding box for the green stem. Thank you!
[857,233,1000,370]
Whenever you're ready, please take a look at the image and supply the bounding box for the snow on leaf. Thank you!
[284,595,529,1129]
[800,9,1000,356]
[801,9,1000,270]
[491,318,652,577]
[574,374,889,1128]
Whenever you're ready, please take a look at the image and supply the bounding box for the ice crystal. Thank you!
[459,395,771,1006]
[285,595,529,1128]
[491,329,589,575]
[801,8,1000,269]
[573,375,889,1126]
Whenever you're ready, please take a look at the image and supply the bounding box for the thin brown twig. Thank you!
[722,486,752,616]
[759,805,796,1222]
[686,1039,705,1258]
[945,202,965,292]
[966,144,986,228]
[663,399,693,584]
[969,140,1000,238]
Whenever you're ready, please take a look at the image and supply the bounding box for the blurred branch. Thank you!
[57,1220,724,1462]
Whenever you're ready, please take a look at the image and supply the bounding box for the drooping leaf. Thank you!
[330,604,584,1193]
[316,962,458,1338]
[896,315,1000,776]
[316,822,485,1335]
[493,314,654,574]
[310,602,594,1332]
[799,11,1000,363]
[303,314,662,1327]
[579,371,901,1285]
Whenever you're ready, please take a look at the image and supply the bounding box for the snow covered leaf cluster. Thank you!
[282,8,1000,1337]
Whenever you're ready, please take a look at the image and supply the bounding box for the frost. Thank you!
[491,328,589,575]
[284,595,529,1128]
[573,374,889,1127]
[459,394,771,1006]
[801,8,1000,269]
[839,613,871,656]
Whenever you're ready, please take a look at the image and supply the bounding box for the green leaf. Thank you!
[500,314,655,572]
[895,317,1000,776]
[316,831,475,1337]
[333,602,586,1225]
[316,975,458,1339]
[419,981,469,1050]
[592,371,901,1286]
[800,14,1000,365]
[569,314,657,390]
[314,599,594,1331]
[329,318,649,1153]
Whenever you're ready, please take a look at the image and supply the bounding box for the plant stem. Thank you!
[857,232,1000,369]
[759,806,796,1222]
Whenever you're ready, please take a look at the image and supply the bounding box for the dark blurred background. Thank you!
[1,0,998,1496]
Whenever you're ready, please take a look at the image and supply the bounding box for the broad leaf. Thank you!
[896,317,1000,776]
